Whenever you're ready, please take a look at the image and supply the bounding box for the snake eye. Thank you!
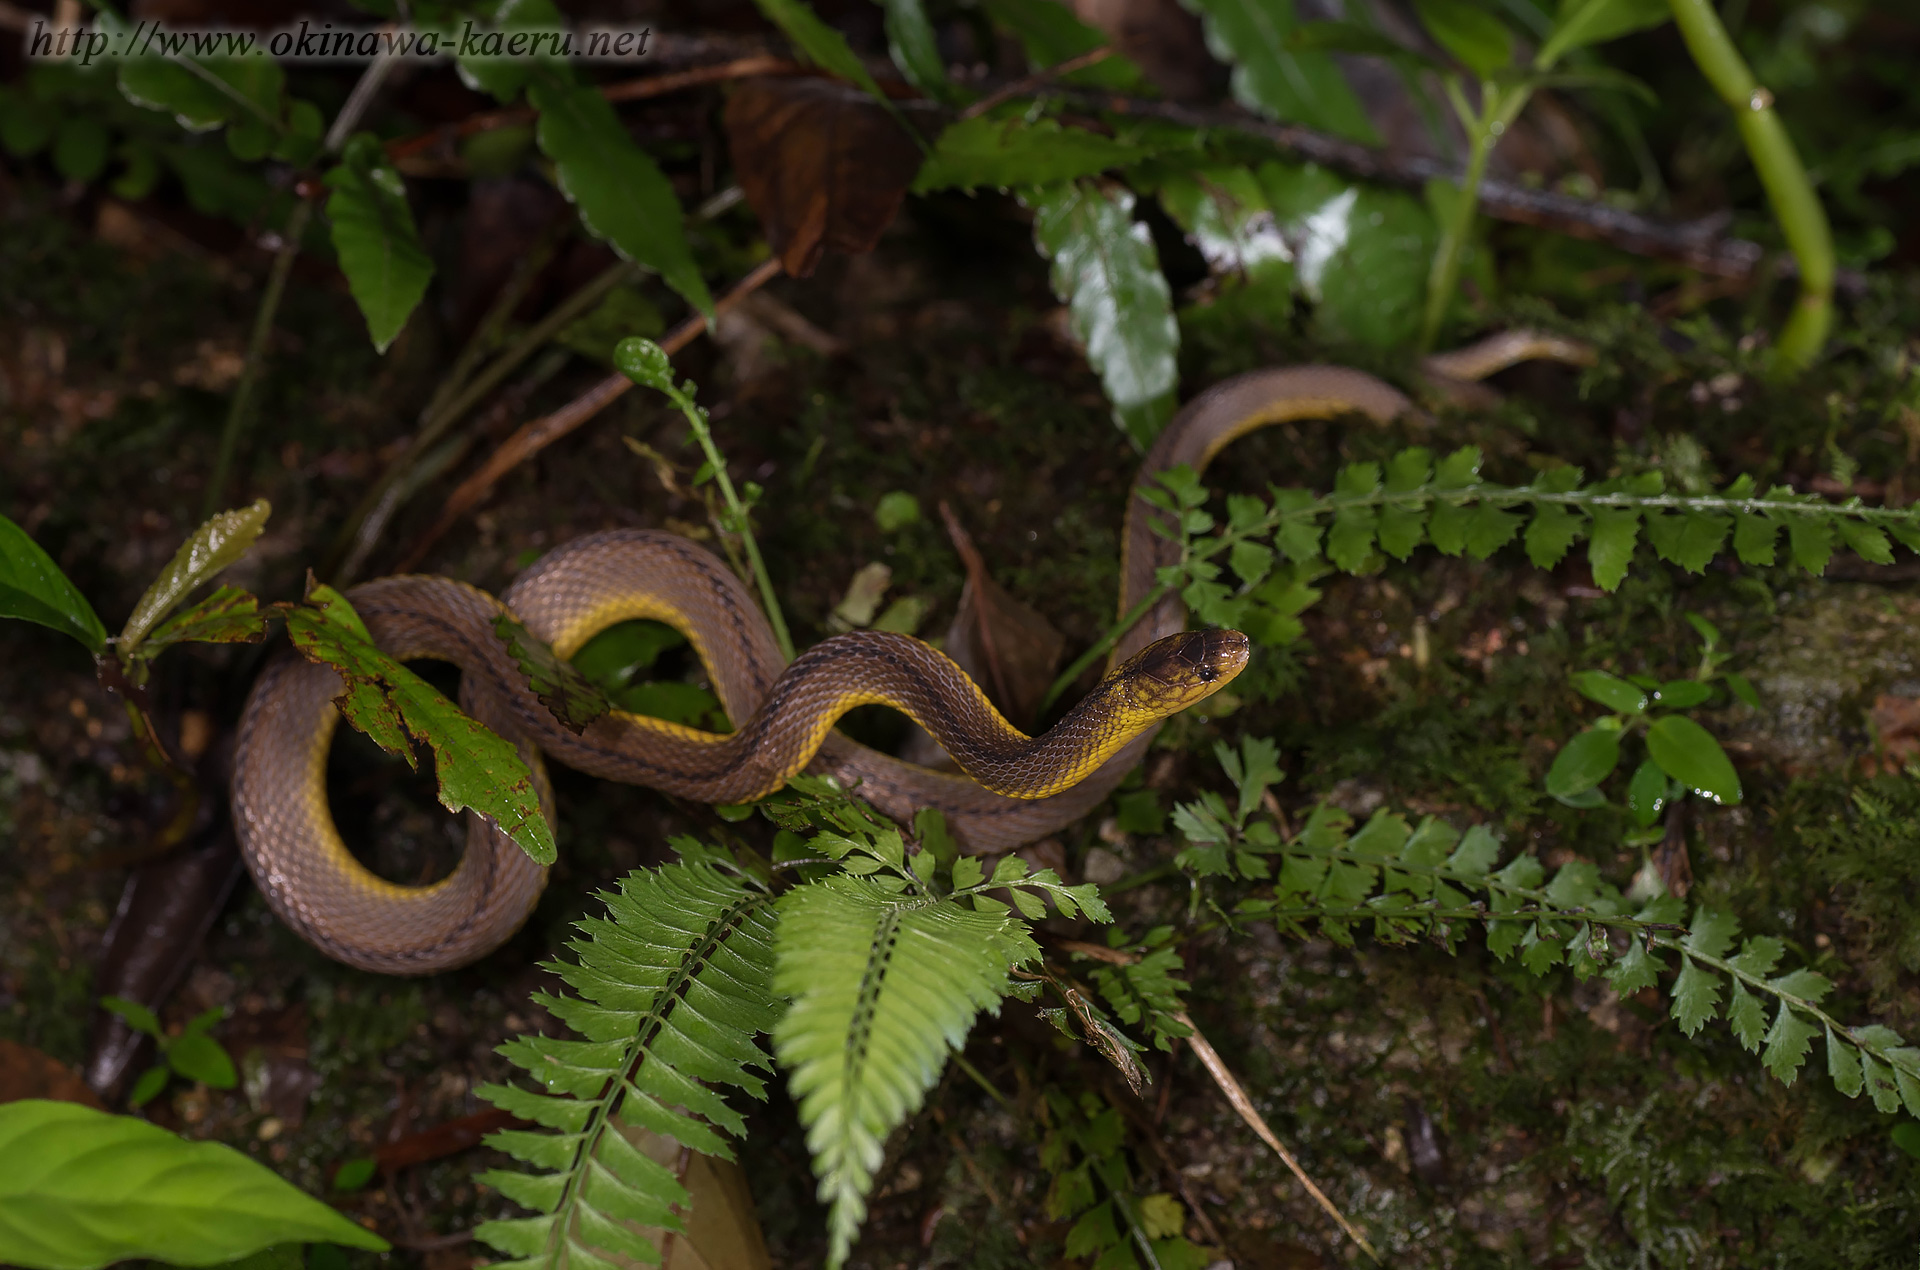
[1196,665,1217,683]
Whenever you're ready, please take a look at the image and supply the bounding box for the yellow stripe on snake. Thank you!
[234,338,1577,973]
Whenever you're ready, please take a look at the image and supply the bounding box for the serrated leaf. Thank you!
[325,135,433,353]
[1838,517,1894,565]
[1587,507,1640,591]
[1733,512,1777,566]
[1028,181,1178,447]
[1525,503,1583,568]
[1727,978,1766,1051]
[1186,0,1379,142]
[1326,507,1378,573]
[1828,1026,1864,1098]
[915,115,1149,194]
[280,587,555,865]
[1606,940,1662,995]
[0,1100,387,1267]
[1761,1003,1819,1085]
[530,79,713,322]
[130,587,269,680]
[0,512,108,655]
[1671,958,1722,1035]
[1644,510,1730,574]
[119,501,270,653]
[1684,908,1739,959]
[1863,1051,1903,1113]
[1786,515,1833,577]
[1464,503,1523,559]
[1646,715,1742,805]
[1444,824,1500,877]
[775,878,1035,1267]
[1229,539,1276,587]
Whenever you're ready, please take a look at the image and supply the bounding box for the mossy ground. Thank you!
[9,180,1920,1268]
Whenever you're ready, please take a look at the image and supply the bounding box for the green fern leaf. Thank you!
[1464,503,1524,559]
[1733,512,1778,565]
[1606,940,1663,995]
[1727,978,1767,1052]
[1838,516,1895,564]
[1671,958,1721,1036]
[1644,510,1730,573]
[774,876,1039,1267]
[1827,1026,1864,1098]
[1525,503,1584,568]
[1682,907,1739,960]
[1863,1051,1904,1113]
[1762,1003,1820,1084]
[1588,507,1640,590]
[1727,935,1784,978]
[1787,514,1833,575]
[475,862,779,1268]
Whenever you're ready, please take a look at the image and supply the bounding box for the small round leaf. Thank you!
[1646,715,1742,805]
[614,337,674,390]
[1626,758,1667,829]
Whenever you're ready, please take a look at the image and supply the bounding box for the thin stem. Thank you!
[668,383,795,662]
[1420,80,1530,353]
[1667,0,1834,369]
[947,1050,1017,1115]
[1038,583,1173,716]
[203,198,310,519]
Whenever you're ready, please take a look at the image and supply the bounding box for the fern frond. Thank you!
[473,862,778,1268]
[1171,743,1920,1125]
[1145,451,1920,637]
[772,875,1040,1268]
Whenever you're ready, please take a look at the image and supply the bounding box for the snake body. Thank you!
[233,363,1428,973]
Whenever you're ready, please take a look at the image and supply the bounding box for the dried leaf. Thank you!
[726,78,926,277]
[491,612,610,734]
[939,502,1064,729]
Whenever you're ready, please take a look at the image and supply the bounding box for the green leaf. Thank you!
[978,0,1146,89]
[1626,758,1667,829]
[331,1157,377,1192]
[775,878,1035,1268]
[1570,669,1646,714]
[753,0,892,103]
[0,512,108,654]
[280,586,555,865]
[1838,517,1895,565]
[1185,0,1380,142]
[106,10,283,133]
[128,1066,170,1109]
[1684,907,1739,959]
[1587,507,1640,591]
[1725,673,1760,709]
[1727,978,1766,1052]
[167,1034,238,1090]
[452,0,568,102]
[100,996,162,1038]
[1525,503,1584,568]
[1646,715,1742,805]
[529,79,714,322]
[1762,1003,1820,1084]
[1828,1026,1865,1098]
[493,613,611,733]
[1606,940,1662,995]
[1671,958,1721,1035]
[1414,0,1513,76]
[1445,825,1501,877]
[914,116,1149,194]
[324,135,433,353]
[1786,515,1833,577]
[1733,512,1778,565]
[119,500,270,653]
[1464,503,1523,559]
[1545,728,1620,800]
[1027,181,1179,448]
[1864,1052,1903,1113]
[1654,680,1712,709]
[1643,510,1730,574]
[1536,0,1669,67]
[880,0,951,99]
[0,1099,388,1268]
[1265,169,1434,348]
[132,587,269,675]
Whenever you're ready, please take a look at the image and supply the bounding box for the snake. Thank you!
[232,334,1584,974]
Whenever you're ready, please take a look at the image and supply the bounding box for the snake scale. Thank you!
[234,336,1575,973]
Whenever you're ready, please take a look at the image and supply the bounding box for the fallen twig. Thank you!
[393,256,784,572]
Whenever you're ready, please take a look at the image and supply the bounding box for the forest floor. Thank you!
[9,171,1920,1270]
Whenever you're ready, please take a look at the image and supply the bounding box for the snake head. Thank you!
[1114,629,1250,719]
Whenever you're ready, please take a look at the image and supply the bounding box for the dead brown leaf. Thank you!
[938,502,1065,730]
[0,1038,105,1108]
[724,78,925,278]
